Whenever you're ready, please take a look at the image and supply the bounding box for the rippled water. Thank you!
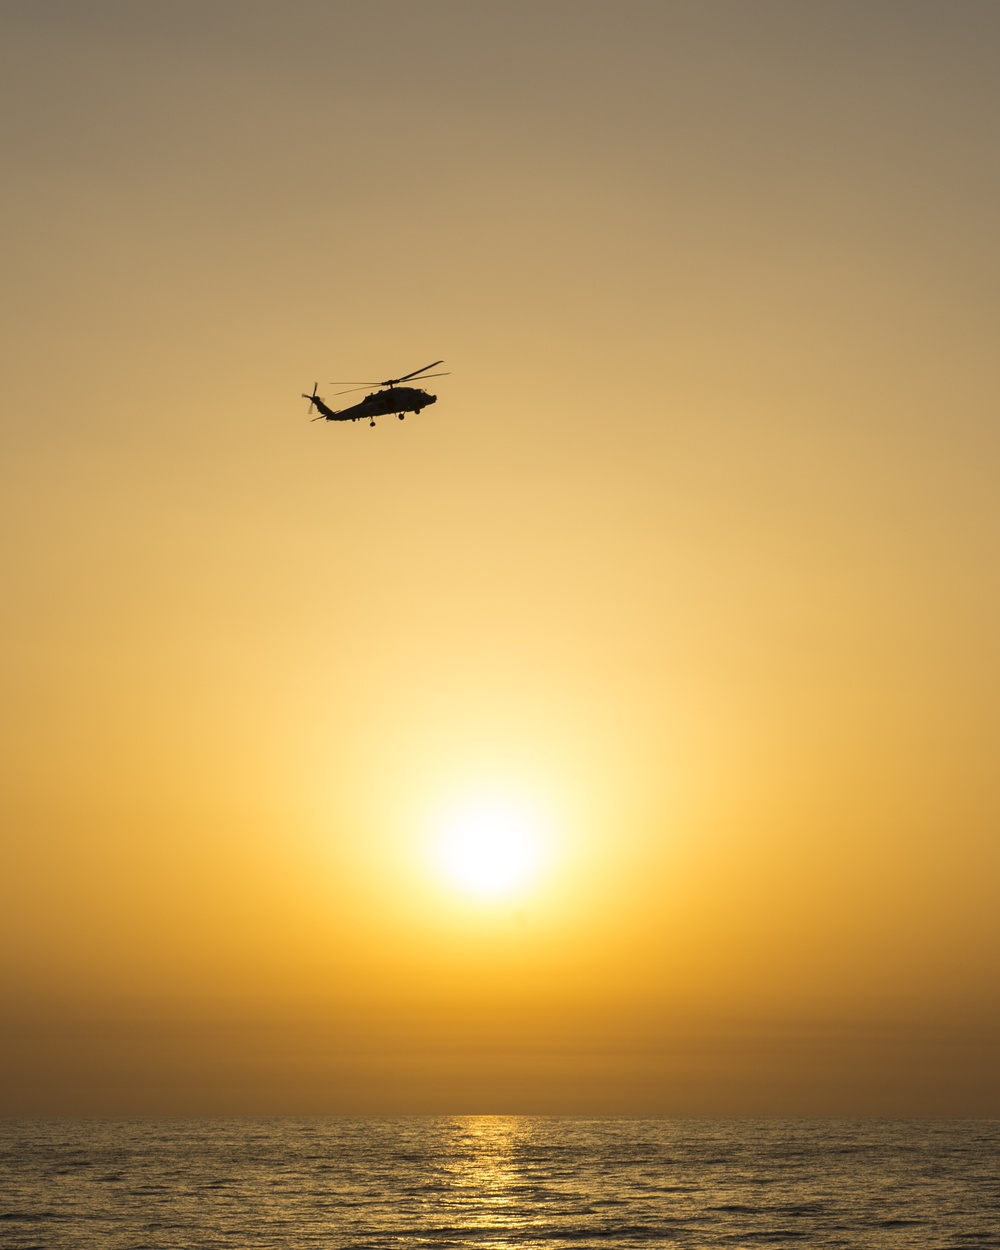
[1,1118,998,1248]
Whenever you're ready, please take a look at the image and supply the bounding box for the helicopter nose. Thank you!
[426,394,437,405]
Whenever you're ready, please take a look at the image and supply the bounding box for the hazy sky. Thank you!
[2,0,998,1115]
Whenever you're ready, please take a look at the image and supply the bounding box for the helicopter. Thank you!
[302,360,448,427]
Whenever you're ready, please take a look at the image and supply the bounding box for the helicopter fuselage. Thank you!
[326,386,437,423]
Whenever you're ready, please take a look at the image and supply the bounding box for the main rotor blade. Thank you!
[387,360,444,385]
[333,374,449,396]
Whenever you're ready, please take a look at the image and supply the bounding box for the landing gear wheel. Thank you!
[398,413,404,420]
[369,420,376,427]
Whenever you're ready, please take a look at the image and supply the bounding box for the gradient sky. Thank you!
[2,0,998,1115]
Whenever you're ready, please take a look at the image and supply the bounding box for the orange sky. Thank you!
[2,0,998,1115]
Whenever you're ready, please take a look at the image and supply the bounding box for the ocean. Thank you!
[1,1118,997,1248]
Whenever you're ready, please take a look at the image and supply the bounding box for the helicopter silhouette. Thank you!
[303,360,448,427]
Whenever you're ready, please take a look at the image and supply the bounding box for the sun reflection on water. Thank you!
[438,1116,535,1246]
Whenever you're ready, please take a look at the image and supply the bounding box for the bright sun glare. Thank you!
[436,794,546,898]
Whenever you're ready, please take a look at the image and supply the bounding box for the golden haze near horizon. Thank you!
[2,0,998,1116]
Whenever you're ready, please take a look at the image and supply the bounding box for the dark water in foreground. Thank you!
[1,1119,998,1248]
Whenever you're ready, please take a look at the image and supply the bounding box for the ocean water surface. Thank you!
[1,1118,997,1248]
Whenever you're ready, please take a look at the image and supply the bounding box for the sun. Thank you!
[435,793,547,898]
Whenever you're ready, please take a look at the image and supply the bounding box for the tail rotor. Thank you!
[303,383,325,420]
